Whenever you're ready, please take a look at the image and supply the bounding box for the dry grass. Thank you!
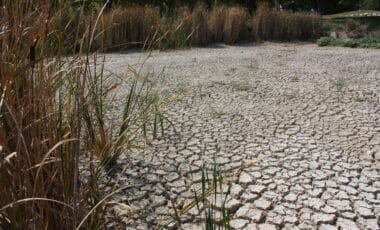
[253,2,322,41]
[209,6,228,42]
[209,6,248,44]
[0,1,91,228]
[224,7,248,44]
[47,4,321,52]
[0,1,168,229]
[190,4,209,46]
[98,6,161,50]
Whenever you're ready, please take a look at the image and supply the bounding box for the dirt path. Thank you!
[104,43,380,229]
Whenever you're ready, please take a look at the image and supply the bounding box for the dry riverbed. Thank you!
[103,43,380,229]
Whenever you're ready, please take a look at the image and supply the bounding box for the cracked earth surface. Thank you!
[104,43,380,229]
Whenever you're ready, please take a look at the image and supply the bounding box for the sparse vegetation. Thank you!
[231,81,251,92]
[317,36,380,48]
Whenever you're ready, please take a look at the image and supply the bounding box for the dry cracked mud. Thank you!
[103,43,380,229]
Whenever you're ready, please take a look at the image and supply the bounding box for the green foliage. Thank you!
[362,0,380,10]
[317,36,380,48]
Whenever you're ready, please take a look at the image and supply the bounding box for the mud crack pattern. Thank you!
[104,43,380,229]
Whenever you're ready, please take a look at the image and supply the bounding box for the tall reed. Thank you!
[49,4,322,51]
[253,2,322,41]
[0,1,168,229]
[224,7,248,44]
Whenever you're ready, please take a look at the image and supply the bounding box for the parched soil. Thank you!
[104,43,380,229]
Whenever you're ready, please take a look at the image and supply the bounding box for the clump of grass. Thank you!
[317,36,380,48]
[331,78,347,102]
[158,161,230,229]
[335,78,346,93]
[231,81,251,91]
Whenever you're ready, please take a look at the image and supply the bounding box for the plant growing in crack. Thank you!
[333,78,346,102]
[231,81,251,92]
[158,148,231,230]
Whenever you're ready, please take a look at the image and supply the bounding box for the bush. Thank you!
[317,36,380,48]
[317,36,334,46]
[345,19,368,39]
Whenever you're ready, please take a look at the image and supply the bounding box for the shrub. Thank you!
[345,19,368,39]
[316,36,380,48]
[317,36,334,46]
